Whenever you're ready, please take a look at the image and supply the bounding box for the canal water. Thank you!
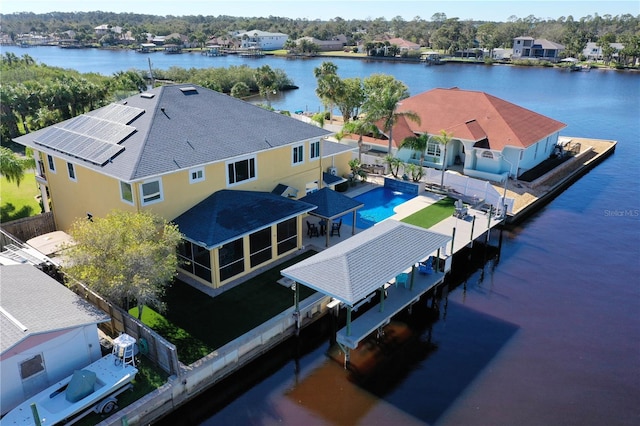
[4,46,639,425]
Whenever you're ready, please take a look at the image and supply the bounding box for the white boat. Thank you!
[1,335,138,425]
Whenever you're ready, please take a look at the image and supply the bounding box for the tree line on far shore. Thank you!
[0,53,295,145]
[2,11,639,61]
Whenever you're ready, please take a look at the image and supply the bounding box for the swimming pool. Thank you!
[339,187,416,230]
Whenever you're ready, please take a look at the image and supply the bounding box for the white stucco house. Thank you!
[236,29,288,50]
[388,87,567,182]
[0,265,109,415]
[582,41,624,61]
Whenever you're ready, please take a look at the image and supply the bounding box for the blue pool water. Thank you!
[340,187,416,230]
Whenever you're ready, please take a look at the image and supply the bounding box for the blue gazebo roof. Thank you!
[299,187,364,220]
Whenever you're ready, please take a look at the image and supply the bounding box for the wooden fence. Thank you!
[65,275,181,377]
[0,212,56,242]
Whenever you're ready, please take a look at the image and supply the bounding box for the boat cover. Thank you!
[66,369,97,402]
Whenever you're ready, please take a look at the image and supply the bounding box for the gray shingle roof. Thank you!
[15,84,332,181]
[173,190,317,249]
[281,220,451,306]
[1,265,109,354]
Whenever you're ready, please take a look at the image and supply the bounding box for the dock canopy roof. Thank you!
[281,220,451,306]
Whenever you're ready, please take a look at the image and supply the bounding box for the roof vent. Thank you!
[180,86,198,94]
[141,93,155,99]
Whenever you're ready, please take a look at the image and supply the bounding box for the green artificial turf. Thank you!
[401,197,456,229]
[0,173,41,222]
[131,250,317,364]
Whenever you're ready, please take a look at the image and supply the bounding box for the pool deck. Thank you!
[303,176,503,257]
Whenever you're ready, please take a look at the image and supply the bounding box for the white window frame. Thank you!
[189,167,205,184]
[309,140,320,161]
[227,156,257,186]
[67,162,77,182]
[120,181,134,205]
[47,155,56,173]
[140,178,163,205]
[292,144,304,165]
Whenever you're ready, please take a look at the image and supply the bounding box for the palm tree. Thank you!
[0,147,35,187]
[400,132,429,171]
[432,130,453,190]
[335,116,380,162]
[363,75,420,155]
[313,61,343,123]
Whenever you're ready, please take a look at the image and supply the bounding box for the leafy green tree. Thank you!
[253,65,278,106]
[363,74,419,155]
[0,146,35,186]
[334,77,364,123]
[63,210,182,319]
[230,81,250,98]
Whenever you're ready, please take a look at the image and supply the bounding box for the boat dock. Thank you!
[335,270,445,350]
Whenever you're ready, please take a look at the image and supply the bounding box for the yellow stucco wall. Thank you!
[42,139,354,233]
[44,155,137,231]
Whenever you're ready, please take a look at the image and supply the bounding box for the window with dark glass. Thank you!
[277,218,297,255]
[178,240,212,283]
[228,157,256,185]
[20,354,45,380]
[310,141,320,160]
[250,228,272,267]
[219,238,244,281]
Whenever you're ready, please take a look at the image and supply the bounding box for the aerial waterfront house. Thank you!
[391,87,567,182]
[511,36,565,61]
[236,29,289,51]
[0,265,109,415]
[13,84,355,291]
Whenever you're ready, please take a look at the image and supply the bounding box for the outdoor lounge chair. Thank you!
[306,220,319,237]
[454,199,468,219]
[395,273,409,288]
[330,219,342,237]
[418,257,433,275]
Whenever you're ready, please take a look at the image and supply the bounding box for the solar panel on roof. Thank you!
[93,103,144,124]
[33,103,141,165]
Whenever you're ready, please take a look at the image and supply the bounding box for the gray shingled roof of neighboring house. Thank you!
[281,220,451,306]
[322,139,356,158]
[1,265,109,354]
[14,84,332,182]
[173,190,317,249]
[299,187,364,220]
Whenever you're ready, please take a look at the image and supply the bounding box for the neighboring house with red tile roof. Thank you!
[387,87,566,182]
[386,37,421,51]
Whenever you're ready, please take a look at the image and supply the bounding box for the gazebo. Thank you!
[299,187,364,247]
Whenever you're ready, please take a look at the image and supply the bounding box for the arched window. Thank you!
[482,151,494,159]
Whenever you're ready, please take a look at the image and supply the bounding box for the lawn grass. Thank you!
[401,197,456,229]
[0,173,41,222]
[132,250,318,364]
